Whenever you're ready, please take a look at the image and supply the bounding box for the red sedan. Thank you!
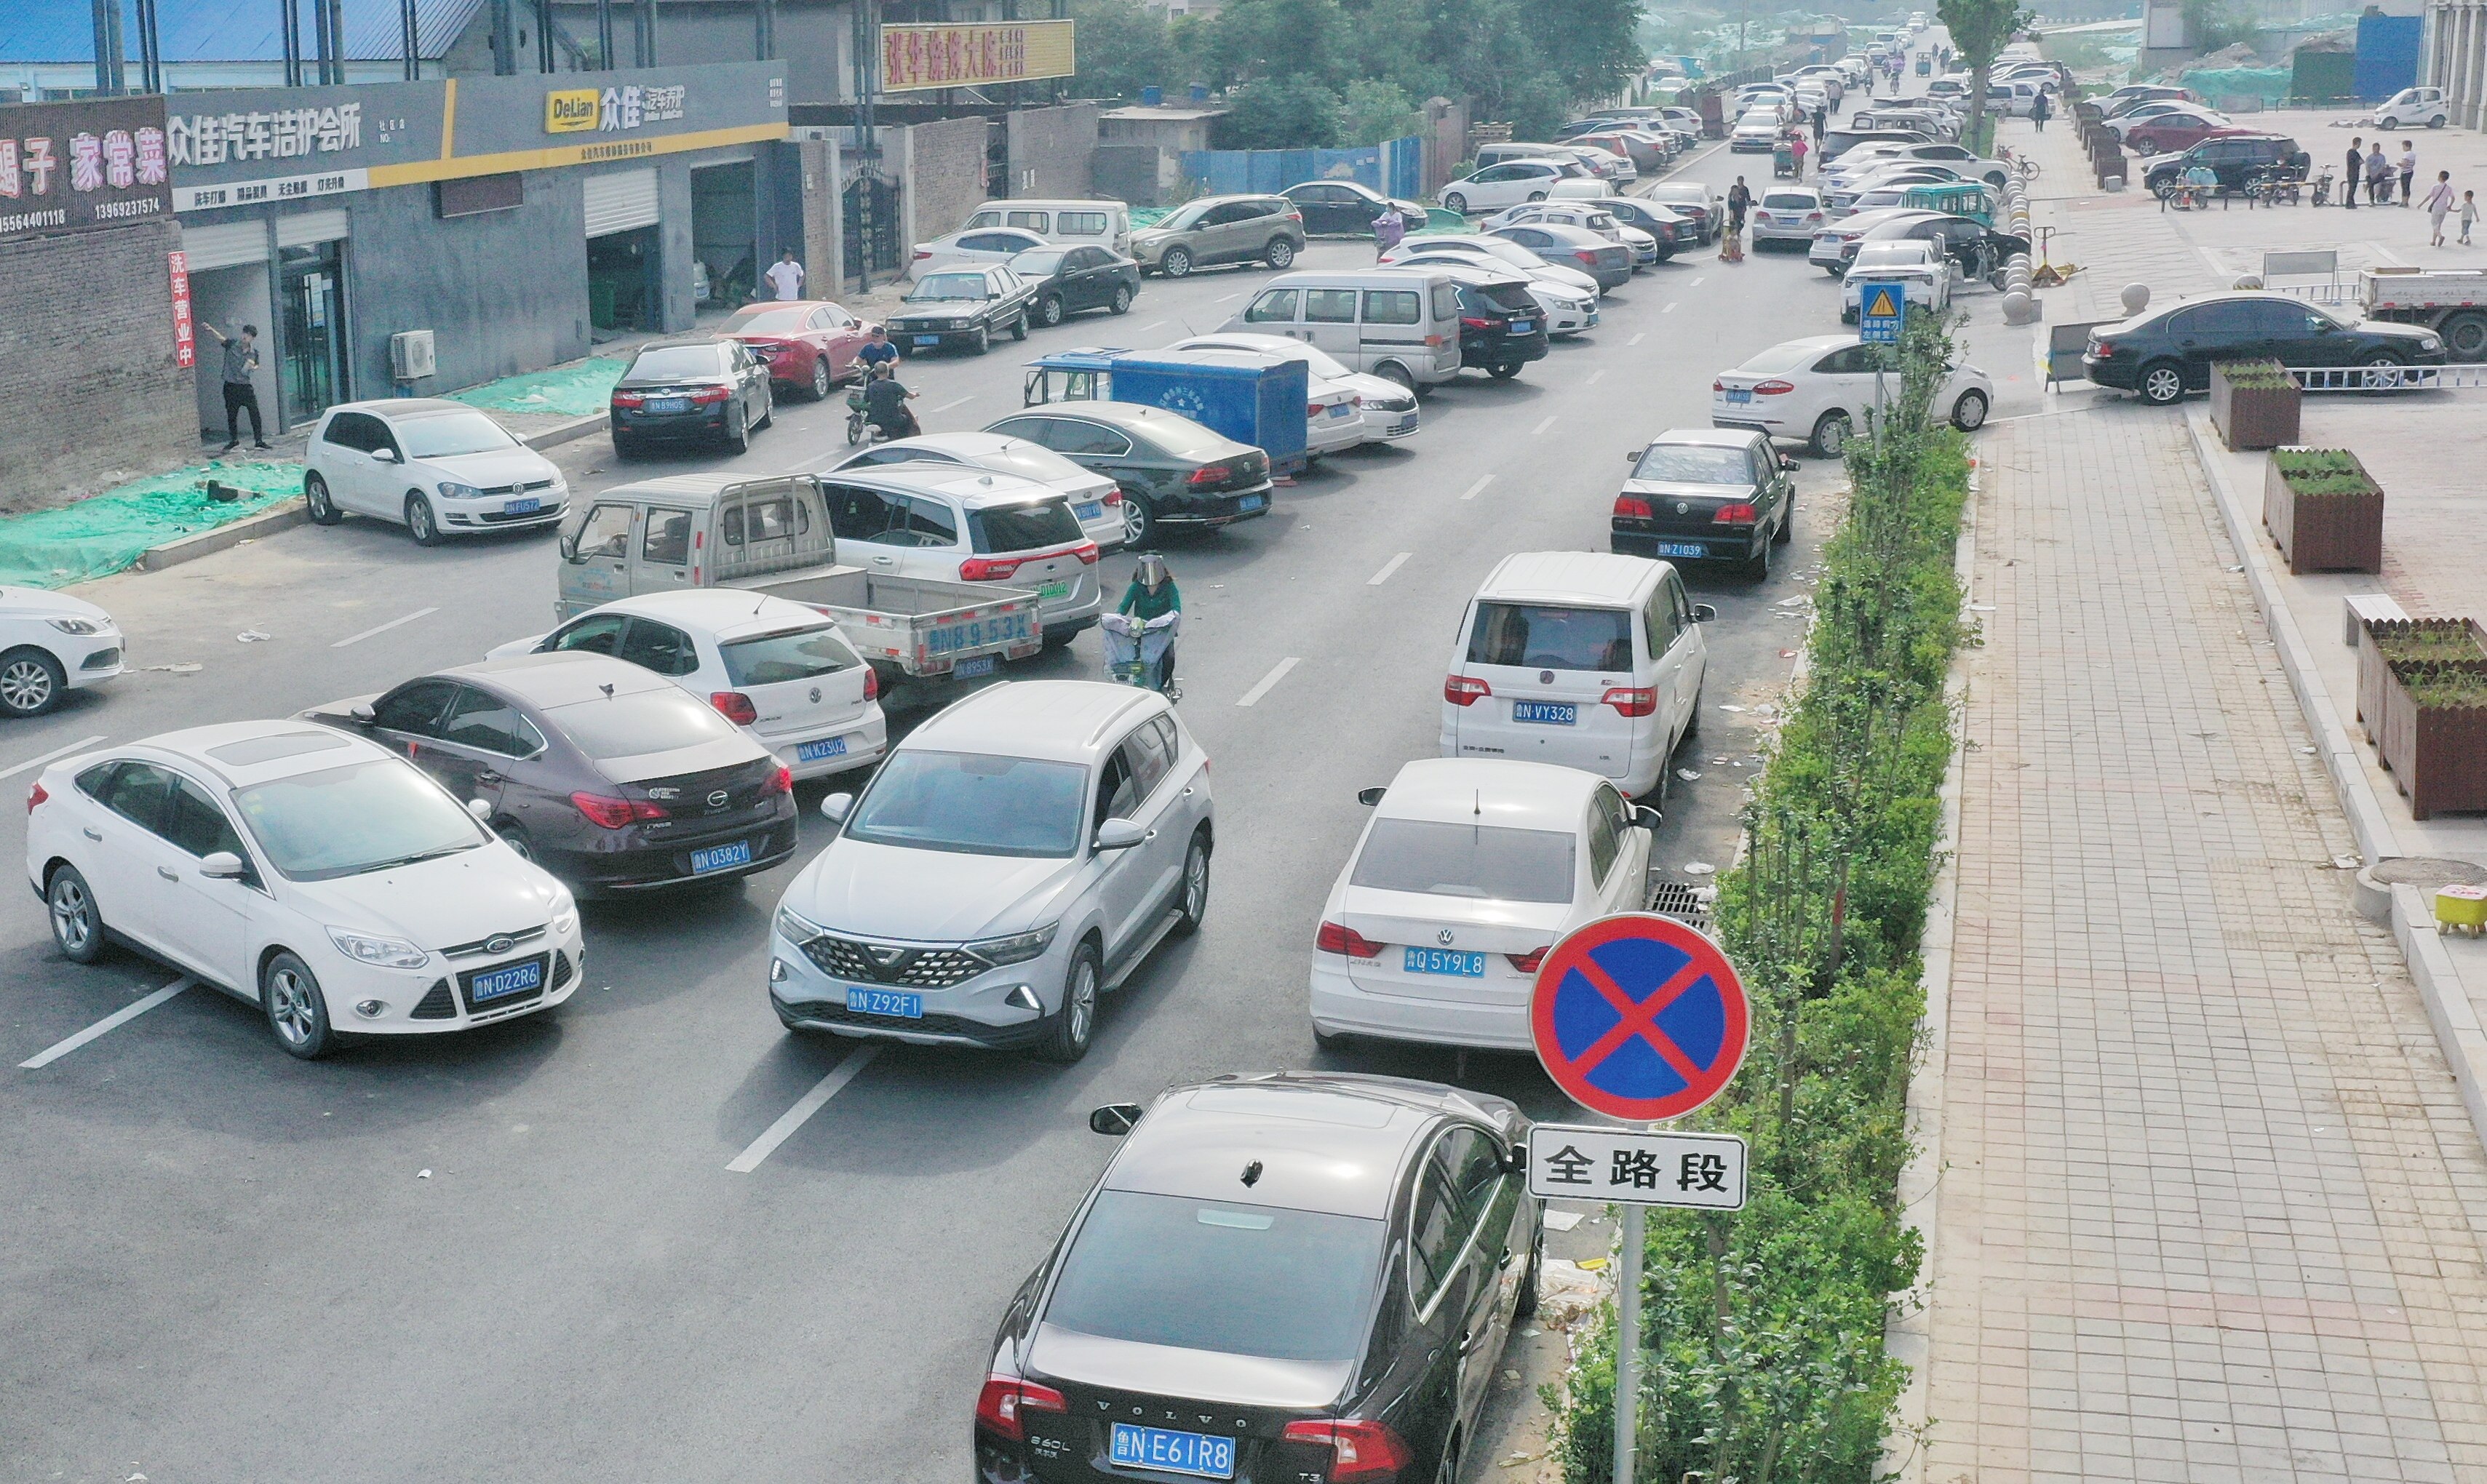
[2124,111,2235,157]
[718,300,878,400]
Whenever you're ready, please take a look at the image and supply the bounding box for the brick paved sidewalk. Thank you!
[1918,407,2487,1484]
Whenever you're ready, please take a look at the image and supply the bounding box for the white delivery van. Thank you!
[960,199,1132,255]
[1223,268,1465,393]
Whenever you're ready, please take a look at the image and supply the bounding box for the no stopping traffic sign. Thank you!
[1529,913,1749,1122]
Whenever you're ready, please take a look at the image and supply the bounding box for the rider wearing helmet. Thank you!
[861,362,919,441]
[1117,555,1182,690]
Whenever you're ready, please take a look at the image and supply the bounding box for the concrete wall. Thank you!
[1094,144,1173,207]
[0,218,196,514]
[342,174,593,401]
[904,115,992,247]
[1005,103,1099,199]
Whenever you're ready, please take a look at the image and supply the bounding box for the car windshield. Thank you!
[1632,444,1754,484]
[724,306,811,332]
[395,411,518,459]
[545,687,741,760]
[1011,248,1070,276]
[1043,1191,1385,1364]
[842,749,1087,857]
[627,346,727,380]
[1350,818,1579,903]
[234,759,488,882]
[969,498,1085,554]
[1156,202,1211,231]
[908,274,990,302]
[720,625,856,687]
[1465,601,1633,671]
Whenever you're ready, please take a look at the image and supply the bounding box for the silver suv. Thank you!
[1128,194,1305,278]
[768,681,1214,1062]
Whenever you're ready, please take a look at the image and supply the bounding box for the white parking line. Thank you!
[929,395,976,413]
[331,606,439,649]
[1235,657,1300,708]
[1628,332,1647,347]
[0,735,107,783]
[1366,552,1412,586]
[1663,303,1677,313]
[1586,370,1606,386]
[1532,415,1557,435]
[725,1045,880,1173]
[1459,475,1495,500]
[1215,293,1241,303]
[1136,321,1168,333]
[1687,276,1705,287]
[20,978,192,1069]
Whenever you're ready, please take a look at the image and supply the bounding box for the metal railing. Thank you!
[2284,364,2487,391]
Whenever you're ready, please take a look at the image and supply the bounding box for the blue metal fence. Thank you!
[1178,138,1425,201]
[2353,14,2422,102]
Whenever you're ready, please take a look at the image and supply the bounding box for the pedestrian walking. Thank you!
[2398,140,2417,205]
[1372,202,1406,260]
[2366,142,2392,210]
[2345,137,2363,207]
[1810,104,1826,143]
[200,322,269,454]
[2464,190,2479,245]
[764,247,805,300]
[1791,132,1810,177]
[2424,172,2455,244]
[2032,90,2050,132]
[1722,177,1751,263]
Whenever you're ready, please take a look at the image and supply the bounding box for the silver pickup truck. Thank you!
[554,474,1040,682]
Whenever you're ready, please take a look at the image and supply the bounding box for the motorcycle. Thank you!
[845,388,875,446]
[1102,612,1180,703]
[2245,164,2305,207]
[2311,162,2335,207]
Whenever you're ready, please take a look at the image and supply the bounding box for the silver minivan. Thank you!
[960,199,1132,256]
[1222,268,1464,393]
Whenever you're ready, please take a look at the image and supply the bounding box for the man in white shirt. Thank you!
[764,249,805,300]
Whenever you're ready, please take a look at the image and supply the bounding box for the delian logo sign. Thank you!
[544,84,688,135]
[544,89,602,133]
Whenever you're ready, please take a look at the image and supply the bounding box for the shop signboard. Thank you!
[168,250,195,368]
[0,95,175,242]
[879,20,1075,92]
[167,80,443,213]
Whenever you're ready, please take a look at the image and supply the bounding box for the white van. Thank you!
[1438,551,1711,802]
[960,199,1131,255]
[1222,268,1465,392]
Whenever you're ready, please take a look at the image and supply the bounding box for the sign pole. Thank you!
[1614,1197,1644,1484]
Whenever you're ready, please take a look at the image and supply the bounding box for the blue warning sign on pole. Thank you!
[1858,280,1906,344]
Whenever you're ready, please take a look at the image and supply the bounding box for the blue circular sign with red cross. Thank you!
[1529,913,1749,1122]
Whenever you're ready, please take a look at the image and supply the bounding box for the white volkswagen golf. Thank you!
[1310,758,1658,1052]
[27,722,582,1059]
[302,399,568,545]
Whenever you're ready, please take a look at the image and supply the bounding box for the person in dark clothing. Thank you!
[1116,554,1182,689]
[2345,137,2363,207]
[860,364,918,439]
[202,322,270,452]
[1810,104,1827,142]
[2032,91,2050,131]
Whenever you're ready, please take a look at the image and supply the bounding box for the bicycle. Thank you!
[1997,145,2041,183]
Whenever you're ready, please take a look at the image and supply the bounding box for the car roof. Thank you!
[1372,757,1606,826]
[1497,222,1607,245]
[444,650,677,705]
[595,473,781,507]
[1647,424,1772,450]
[904,679,1164,763]
[1479,549,1667,605]
[843,463,1067,509]
[1396,260,1531,288]
[330,397,477,420]
[103,720,390,790]
[588,588,838,637]
[634,336,731,353]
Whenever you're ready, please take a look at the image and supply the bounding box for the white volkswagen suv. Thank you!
[768,681,1212,1063]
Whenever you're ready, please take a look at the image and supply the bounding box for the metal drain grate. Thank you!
[1647,881,1712,929]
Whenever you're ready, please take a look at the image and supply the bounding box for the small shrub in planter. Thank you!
[2356,618,2487,738]
[2211,359,2300,450]
[2264,447,2382,574]
[2379,659,2487,819]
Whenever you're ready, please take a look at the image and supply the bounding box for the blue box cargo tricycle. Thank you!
[1022,348,1311,476]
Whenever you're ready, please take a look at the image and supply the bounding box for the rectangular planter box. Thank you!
[2357,618,2487,738]
[2379,659,2487,819]
[2211,363,2301,450]
[2264,452,2383,574]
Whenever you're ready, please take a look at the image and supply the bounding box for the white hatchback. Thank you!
[824,431,1127,554]
[26,722,582,1059]
[0,584,124,719]
[1711,334,1994,458]
[1842,241,1954,322]
[488,590,887,781]
[1309,758,1658,1052]
[303,399,568,545]
[1439,551,1710,802]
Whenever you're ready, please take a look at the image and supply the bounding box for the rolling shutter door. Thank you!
[274,207,351,247]
[583,169,661,236]
[178,220,267,271]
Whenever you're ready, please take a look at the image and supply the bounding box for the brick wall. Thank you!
[904,115,992,247]
[1006,103,1099,199]
[0,218,196,515]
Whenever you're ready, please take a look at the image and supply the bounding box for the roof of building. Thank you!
[1097,104,1228,121]
[1,0,482,63]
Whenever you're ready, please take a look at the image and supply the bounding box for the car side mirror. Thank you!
[821,792,854,823]
[347,702,376,724]
[558,532,579,561]
[199,851,247,880]
[1089,1103,1145,1136]
[1780,454,1800,471]
[466,799,493,822]
[1094,818,1147,853]
[373,448,400,464]
[1625,450,1643,462]
[1503,1140,1527,1173]
[1691,603,1717,622]
[1633,805,1663,831]
[1357,786,1388,806]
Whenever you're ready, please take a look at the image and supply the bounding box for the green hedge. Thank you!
[1548,314,1973,1483]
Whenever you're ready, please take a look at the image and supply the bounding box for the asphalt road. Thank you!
[0,89,2033,1482]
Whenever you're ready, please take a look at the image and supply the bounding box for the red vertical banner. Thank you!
[168,250,196,369]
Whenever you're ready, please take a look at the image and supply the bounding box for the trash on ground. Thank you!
[1543,1208,1585,1232]
[143,662,202,674]
[1719,703,1746,712]
[1535,1257,1612,1330]
[416,1169,432,1179]
[2332,854,2361,870]
[1677,768,1702,781]
[236,630,271,643]
[1683,861,1716,876]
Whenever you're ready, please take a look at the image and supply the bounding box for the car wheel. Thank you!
[497,825,537,863]
[725,406,751,453]
[1513,1228,1544,1320]
[1109,284,1134,314]
[405,493,440,546]
[262,950,339,1060]
[1743,532,1772,581]
[2428,114,2445,128]
[1951,388,1990,431]
[1169,831,1213,937]
[971,323,992,355]
[1774,493,1796,543]
[1823,263,1845,276]
[304,471,341,525]
[1264,237,1296,268]
[47,864,106,964]
[1161,247,1194,278]
[1313,1023,1352,1052]
[1038,294,1065,327]
[1121,494,1156,550]
[1377,362,1417,396]
[610,431,638,460]
[1489,362,1521,380]
[2133,138,2159,156]
[753,390,773,430]
[2138,360,2186,406]
[809,357,833,400]
[1527,191,1547,202]
[1035,941,1101,1064]
[1810,410,1851,458]
[0,646,67,717]
[1443,192,1468,215]
[2379,116,2399,130]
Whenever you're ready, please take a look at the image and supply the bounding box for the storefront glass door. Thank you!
[280,242,349,426]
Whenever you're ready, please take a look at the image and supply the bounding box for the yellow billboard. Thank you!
[544,88,601,132]
[879,20,1075,92]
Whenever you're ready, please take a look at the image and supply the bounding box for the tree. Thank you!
[1219,76,1345,148]
[1067,0,1187,100]
[1340,78,1418,144]
[1937,0,2032,151]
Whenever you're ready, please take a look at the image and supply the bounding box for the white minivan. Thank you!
[959,199,1131,255]
[1439,551,1711,802]
[1222,268,1465,394]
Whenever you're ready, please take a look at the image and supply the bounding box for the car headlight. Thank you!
[2420,336,2442,351]
[775,904,825,944]
[550,890,578,938]
[327,928,430,969]
[46,616,105,635]
[437,482,485,500]
[968,924,1058,967]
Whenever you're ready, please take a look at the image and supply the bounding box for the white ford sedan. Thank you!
[302,399,568,545]
[1711,334,1994,458]
[1310,758,1658,1052]
[26,722,581,1059]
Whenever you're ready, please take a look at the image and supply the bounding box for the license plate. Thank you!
[1038,580,1071,601]
[1510,320,1535,334]
[1237,494,1268,512]
[504,497,541,515]
[1074,500,1104,521]
[1404,946,1488,978]
[1725,388,1753,404]
[797,736,848,763]
[690,839,753,875]
[1513,701,1577,725]
[1109,1424,1235,1481]
[1655,541,1707,559]
[1388,416,1417,435]
[845,986,924,1019]
[1326,403,1353,418]
[953,655,998,677]
[647,396,689,414]
[913,335,941,347]
[469,959,544,1004]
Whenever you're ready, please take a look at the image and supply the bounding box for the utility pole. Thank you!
[537,0,556,71]
[135,0,164,92]
[283,0,306,85]
[597,0,616,68]
[400,0,422,79]
[91,0,127,95]
[755,0,777,61]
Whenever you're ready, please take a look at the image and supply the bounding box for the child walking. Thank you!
[2463,191,2479,247]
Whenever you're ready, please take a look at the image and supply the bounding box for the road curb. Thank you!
[2180,405,2487,1156]
[520,412,610,451]
[133,496,309,573]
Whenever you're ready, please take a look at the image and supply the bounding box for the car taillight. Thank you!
[1309,402,1325,418]
[26,781,47,814]
[710,690,760,725]
[1714,502,1758,524]
[974,1375,1067,1442]
[1316,920,1385,959]
[690,386,732,405]
[1752,380,1795,395]
[1711,379,1726,391]
[570,792,668,829]
[764,765,793,796]
[610,391,644,409]
[1508,946,1551,973]
[2090,339,2115,357]
[862,666,880,701]
[1281,1419,1414,1483]
[1444,674,1492,706]
[912,247,931,260]
[1187,463,1233,487]
[960,555,1024,581]
[1604,685,1658,717]
[1102,485,1123,506]
[1073,540,1100,565]
[1460,316,1492,330]
[1575,250,1601,265]
[1614,494,1654,520]
[1807,212,1824,222]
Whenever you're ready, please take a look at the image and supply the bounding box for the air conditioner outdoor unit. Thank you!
[390,330,437,382]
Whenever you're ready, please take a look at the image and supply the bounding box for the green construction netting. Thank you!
[449,356,629,418]
[0,460,301,590]
[2180,66,2293,103]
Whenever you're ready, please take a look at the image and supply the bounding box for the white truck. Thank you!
[2361,268,2487,362]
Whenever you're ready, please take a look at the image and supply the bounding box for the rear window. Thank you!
[1431,283,1460,320]
[1762,193,1816,210]
[720,625,858,687]
[1465,602,1633,671]
[624,345,725,381]
[969,498,1084,554]
[1044,1191,1385,1364]
[1363,289,1421,325]
[1631,445,1753,484]
[544,687,741,760]
[1350,818,1579,904]
[1467,282,1539,317]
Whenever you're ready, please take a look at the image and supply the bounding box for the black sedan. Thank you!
[1611,427,1796,579]
[1279,179,1431,236]
[1600,196,1691,260]
[608,337,773,458]
[884,264,1040,355]
[1857,212,2030,284]
[301,652,799,895]
[985,402,1272,548]
[1010,244,1143,328]
[973,1073,1539,1484]
[2085,292,2446,405]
